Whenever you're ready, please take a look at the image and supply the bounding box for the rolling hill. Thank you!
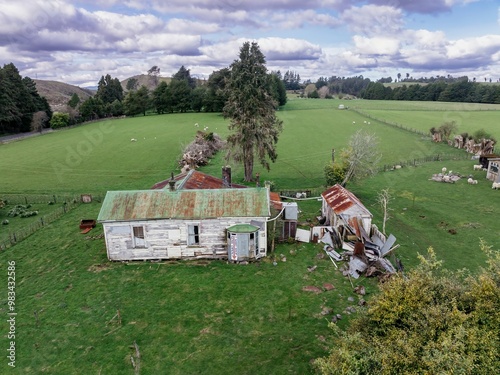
[34,79,94,112]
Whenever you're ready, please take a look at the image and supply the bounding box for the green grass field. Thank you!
[1,97,500,373]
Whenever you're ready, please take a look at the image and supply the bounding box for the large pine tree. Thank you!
[223,42,283,182]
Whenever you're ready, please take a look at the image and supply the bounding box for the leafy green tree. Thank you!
[49,112,70,129]
[96,74,123,105]
[269,72,287,106]
[223,41,283,182]
[191,86,207,112]
[314,244,500,374]
[126,78,139,91]
[169,79,191,112]
[79,97,104,121]
[152,81,171,114]
[324,162,348,186]
[67,93,80,109]
[204,68,230,112]
[172,65,196,89]
[123,85,150,116]
[0,63,50,133]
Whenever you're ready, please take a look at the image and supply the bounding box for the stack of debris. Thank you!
[319,217,399,279]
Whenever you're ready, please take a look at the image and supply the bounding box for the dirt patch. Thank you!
[87,263,111,273]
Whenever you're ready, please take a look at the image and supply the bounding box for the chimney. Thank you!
[168,172,175,191]
[222,166,232,188]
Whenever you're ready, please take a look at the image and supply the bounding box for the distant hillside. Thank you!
[121,74,172,92]
[34,79,93,112]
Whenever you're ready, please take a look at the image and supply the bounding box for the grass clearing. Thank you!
[3,201,372,374]
[1,97,500,372]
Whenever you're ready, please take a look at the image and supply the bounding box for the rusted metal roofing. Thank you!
[269,191,282,210]
[98,187,270,222]
[151,170,247,190]
[321,184,372,217]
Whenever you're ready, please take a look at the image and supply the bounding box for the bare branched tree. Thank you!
[376,188,392,235]
[341,130,382,186]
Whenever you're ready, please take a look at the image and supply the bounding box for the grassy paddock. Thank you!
[2,202,372,374]
[1,98,500,373]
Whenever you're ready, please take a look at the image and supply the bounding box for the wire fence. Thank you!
[350,107,431,137]
[379,153,471,172]
[0,193,104,251]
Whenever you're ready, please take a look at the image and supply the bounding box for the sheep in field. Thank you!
[442,167,447,174]
[467,178,479,184]
[130,138,137,142]
[473,164,482,170]
[492,182,500,190]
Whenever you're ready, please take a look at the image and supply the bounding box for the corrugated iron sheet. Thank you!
[98,188,270,222]
[321,184,371,216]
[151,170,247,190]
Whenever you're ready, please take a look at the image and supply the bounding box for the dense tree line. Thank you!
[0,63,52,134]
[361,79,500,103]
[75,63,286,122]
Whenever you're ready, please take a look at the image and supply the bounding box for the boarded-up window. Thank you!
[187,224,200,246]
[133,226,145,248]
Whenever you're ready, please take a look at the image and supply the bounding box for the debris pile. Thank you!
[319,219,400,280]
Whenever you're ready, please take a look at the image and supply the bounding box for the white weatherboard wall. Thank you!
[103,217,267,261]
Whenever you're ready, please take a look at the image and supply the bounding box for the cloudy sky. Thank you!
[1,0,499,87]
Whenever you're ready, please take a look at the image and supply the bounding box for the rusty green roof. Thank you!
[97,188,270,222]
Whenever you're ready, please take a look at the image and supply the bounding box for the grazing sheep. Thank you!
[352,121,356,124]
[473,164,482,170]
[443,175,450,182]
[442,167,447,174]
[492,182,500,190]
[471,179,478,185]
[130,138,137,142]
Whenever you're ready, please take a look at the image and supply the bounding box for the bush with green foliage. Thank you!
[473,128,496,143]
[314,243,500,374]
[324,162,347,186]
[50,112,70,129]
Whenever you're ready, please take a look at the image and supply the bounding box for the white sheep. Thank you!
[471,179,478,185]
[130,138,137,142]
[443,175,450,182]
[473,164,482,170]
[467,178,474,184]
[492,182,500,190]
[442,167,447,174]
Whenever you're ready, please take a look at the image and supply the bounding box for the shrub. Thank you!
[313,245,500,374]
[324,162,347,186]
[50,112,70,129]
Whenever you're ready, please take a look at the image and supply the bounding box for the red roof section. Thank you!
[151,170,247,190]
[321,184,371,216]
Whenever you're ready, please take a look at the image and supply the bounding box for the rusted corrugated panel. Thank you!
[151,170,247,190]
[269,191,282,210]
[321,184,371,216]
[98,188,270,222]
